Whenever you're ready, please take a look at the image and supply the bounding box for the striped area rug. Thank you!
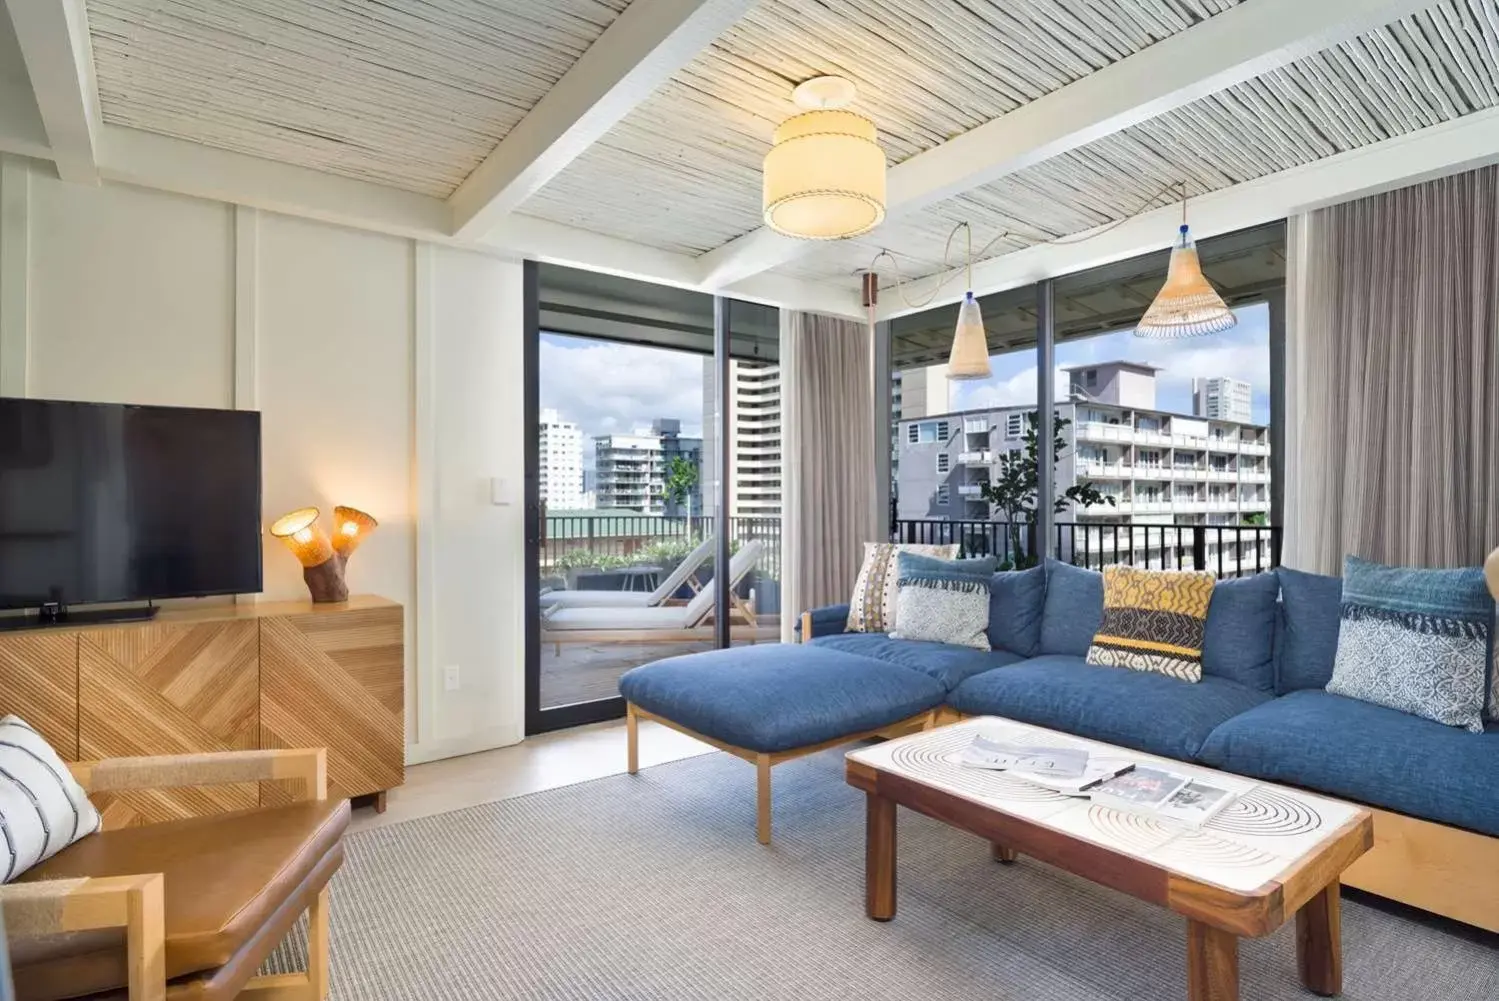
[269,748,1499,1000]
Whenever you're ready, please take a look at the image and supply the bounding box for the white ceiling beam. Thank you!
[876,106,1499,322]
[0,75,51,160]
[449,0,753,240]
[84,125,861,319]
[4,0,101,183]
[698,0,1433,289]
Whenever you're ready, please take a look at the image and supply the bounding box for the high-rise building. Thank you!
[892,363,952,421]
[894,362,1273,571]
[702,359,782,518]
[538,408,585,509]
[1192,377,1254,424]
[594,419,702,515]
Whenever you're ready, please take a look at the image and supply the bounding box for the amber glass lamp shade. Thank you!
[332,506,378,560]
[269,507,333,568]
[1485,546,1499,601]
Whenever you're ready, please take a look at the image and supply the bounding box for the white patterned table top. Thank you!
[847,717,1366,894]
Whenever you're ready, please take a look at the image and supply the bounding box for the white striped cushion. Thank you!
[0,715,100,882]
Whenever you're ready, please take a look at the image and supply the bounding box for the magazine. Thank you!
[956,735,1091,778]
[1090,767,1237,828]
[1011,758,1137,797]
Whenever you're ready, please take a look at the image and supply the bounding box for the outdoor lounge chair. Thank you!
[539,536,715,610]
[541,541,765,651]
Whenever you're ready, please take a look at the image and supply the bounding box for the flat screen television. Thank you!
[0,398,262,619]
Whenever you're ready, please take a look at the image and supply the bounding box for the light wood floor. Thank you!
[350,719,714,834]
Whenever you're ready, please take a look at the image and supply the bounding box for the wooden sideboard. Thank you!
[0,594,404,827]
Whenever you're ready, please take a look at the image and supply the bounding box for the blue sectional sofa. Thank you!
[618,559,1499,932]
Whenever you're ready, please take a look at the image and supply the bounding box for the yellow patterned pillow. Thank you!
[1086,566,1216,682]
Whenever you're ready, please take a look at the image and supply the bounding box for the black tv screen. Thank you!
[0,398,262,609]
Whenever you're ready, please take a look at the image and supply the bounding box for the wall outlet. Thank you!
[443,664,461,691]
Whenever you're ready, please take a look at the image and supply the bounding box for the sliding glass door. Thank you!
[523,264,782,733]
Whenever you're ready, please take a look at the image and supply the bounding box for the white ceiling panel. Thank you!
[521,0,1244,255]
[87,0,631,196]
[782,0,1499,288]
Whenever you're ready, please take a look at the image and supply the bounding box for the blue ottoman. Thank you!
[619,644,946,843]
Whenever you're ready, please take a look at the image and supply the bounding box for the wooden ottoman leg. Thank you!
[756,754,772,844]
[1296,881,1342,997]
[626,703,640,775]
[991,843,1019,864]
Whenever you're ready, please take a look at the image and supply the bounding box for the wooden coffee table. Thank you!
[846,717,1373,1001]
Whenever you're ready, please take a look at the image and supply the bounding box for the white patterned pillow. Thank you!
[0,715,100,882]
[891,574,991,651]
[845,542,959,634]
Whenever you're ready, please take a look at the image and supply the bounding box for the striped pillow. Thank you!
[1086,566,1216,682]
[0,715,100,882]
[845,542,960,634]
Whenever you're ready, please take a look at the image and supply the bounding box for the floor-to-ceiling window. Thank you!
[525,265,781,733]
[884,222,1284,577]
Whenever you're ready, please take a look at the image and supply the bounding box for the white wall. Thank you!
[0,156,527,761]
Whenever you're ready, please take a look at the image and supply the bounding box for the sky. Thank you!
[950,302,1272,424]
[541,301,1272,468]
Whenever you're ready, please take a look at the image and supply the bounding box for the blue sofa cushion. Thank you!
[1277,566,1343,693]
[618,645,946,754]
[949,655,1271,761]
[988,565,1048,657]
[1201,571,1279,692]
[796,603,851,640]
[1039,561,1104,657]
[810,633,1025,691]
[1199,690,1499,838]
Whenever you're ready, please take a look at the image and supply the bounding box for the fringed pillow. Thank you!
[890,553,993,651]
[1326,557,1492,733]
[846,542,959,634]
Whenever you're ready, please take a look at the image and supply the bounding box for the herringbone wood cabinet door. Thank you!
[0,633,78,758]
[79,620,259,828]
[260,605,403,804]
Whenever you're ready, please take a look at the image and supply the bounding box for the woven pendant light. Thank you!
[1136,223,1237,339]
[947,223,992,380]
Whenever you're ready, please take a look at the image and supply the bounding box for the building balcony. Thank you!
[1240,440,1271,455]
[957,484,987,497]
[1077,422,1134,443]
[1078,460,1133,479]
[959,450,994,465]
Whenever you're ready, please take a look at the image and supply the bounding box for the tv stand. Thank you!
[0,602,158,632]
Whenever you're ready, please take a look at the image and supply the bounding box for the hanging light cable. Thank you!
[1135,187,1237,338]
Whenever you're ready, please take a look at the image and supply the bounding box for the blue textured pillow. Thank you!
[1039,560,1104,657]
[1277,567,1343,693]
[1202,571,1279,692]
[896,552,998,578]
[1326,557,1493,733]
[988,564,1048,657]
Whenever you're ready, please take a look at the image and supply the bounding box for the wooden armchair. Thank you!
[0,748,346,1001]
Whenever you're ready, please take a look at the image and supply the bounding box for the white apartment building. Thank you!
[594,419,703,516]
[1193,377,1254,424]
[896,362,1272,572]
[702,359,782,518]
[538,408,585,509]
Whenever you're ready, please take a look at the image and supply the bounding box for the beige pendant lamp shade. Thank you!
[763,77,886,240]
[1136,224,1237,338]
[949,292,992,380]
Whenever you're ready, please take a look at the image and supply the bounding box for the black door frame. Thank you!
[523,263,737,735]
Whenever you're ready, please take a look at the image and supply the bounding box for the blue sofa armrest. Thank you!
[796,604,850,641]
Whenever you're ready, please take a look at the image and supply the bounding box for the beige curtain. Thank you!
[1285,165,1499,572]
[781,310,880,641]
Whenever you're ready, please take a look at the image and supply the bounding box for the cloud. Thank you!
[540,334,708,462]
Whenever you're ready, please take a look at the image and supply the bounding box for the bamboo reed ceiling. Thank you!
[87,0,632,196]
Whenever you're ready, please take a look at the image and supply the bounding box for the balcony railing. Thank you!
[959,450,994,465]
[892,519,1281,578]
[541,513,783,587]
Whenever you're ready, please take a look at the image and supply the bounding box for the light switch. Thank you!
[489,477,511,506]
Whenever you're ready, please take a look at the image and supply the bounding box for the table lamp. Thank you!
[1486,546,1499,601]
[270,505,378,603]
